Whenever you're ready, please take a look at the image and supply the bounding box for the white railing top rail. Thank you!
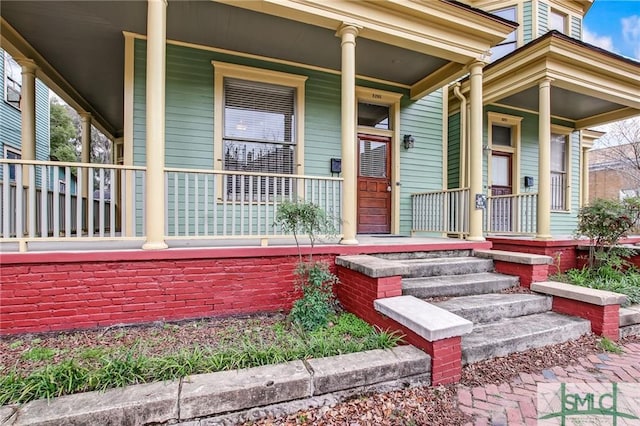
[411,187,470,197]
[488,192,538,199]
[0,158,146,171]
[164,166,344,181]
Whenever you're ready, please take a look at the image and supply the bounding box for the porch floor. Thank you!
[0,234,489,256]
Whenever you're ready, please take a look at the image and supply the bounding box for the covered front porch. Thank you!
[0,0,516,252]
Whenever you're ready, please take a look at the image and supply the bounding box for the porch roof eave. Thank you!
[216,0,518,100]
[449,31,640,129]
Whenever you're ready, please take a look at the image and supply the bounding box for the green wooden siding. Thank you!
[399,90,444,234]
[523,1,534,43]
[571,16,582,39]
[133,41,444,236]
[538,2,549,36]
[447,112,460,189]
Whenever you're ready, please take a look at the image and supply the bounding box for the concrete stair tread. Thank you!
[402,272,518,298]
[462,312,591,364]
[397,257,494,278]
[620,305,640,327]
[434,293,552,323]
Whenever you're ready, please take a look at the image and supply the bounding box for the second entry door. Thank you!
[490,152,513,232]
[357,134,391,234]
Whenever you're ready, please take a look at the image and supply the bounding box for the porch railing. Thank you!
[411,188,469,236]
[0,159,146,242]
[485,192,537,235]
[164,167,343,238]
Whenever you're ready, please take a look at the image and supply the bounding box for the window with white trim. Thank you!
[4,146,21,181]
[550,133,568,210]
[491,6,518,62]
[223,78,296,176]
[550,9,568,34]
[4,52,21,109]
[213,62,306,202]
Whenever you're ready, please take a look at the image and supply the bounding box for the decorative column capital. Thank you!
[468,60,486,72]
[336,23,361,41]
[148,0,168,7]
[16,58,37,75]
[79,112,92,123]
[538,77,554,88]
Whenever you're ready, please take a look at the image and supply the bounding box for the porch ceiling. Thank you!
[1,0,515,140]
[451,31,640,129]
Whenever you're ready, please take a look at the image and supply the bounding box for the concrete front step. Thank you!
[434,293,552,324]
[397,257,494,278]
[402,272,518,298]
[461,312,591,365]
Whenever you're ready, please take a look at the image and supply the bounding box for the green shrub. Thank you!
[575,197,640,267]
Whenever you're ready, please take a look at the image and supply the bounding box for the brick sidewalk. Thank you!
[457,342,640,425]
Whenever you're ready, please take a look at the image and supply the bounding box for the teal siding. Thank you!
[447,112,460,189]
[523,1,534,43]
[538,2,549,36]
[0,49,22,159]
[571,16,582,40]
[304,72,341,176]
[35,80,50,162]
[399,90,444,234]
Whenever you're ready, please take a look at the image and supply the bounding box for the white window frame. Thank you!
[3,52,21,110]
[489,5,519,62]
[549,8,569,34]
[487,112,523,193]
[3,145,22,181]
[550,124,573,212]
[212,62,307,176]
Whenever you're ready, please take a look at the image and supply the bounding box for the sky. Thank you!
[583,0,640,61]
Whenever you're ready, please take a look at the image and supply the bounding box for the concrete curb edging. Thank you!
[1,346,430,426]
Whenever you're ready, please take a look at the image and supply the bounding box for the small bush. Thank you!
[289,261,338,331]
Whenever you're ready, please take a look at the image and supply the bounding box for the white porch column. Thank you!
[337,24,360,245]
[142,0,168,250]
[17,59,37,162]
[581,144,590,207]
[537,78,553,240]
[467,61,485,241]
[79,112,91,199]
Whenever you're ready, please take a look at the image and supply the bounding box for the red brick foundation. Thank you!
[493,260,549,288]
[552,297,620,340]
[336,265,462,385]
[1,251,337,335]
[488,238,578,275]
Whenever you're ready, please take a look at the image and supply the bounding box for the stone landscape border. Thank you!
[0,346,430,425]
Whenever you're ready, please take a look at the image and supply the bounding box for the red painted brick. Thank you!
[552,297,620,340]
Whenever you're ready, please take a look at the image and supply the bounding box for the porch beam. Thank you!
[142,0,168,250]
[17,58,37,162]
[467,61,485,242]
[338,23,360,245]
[536,78,553,240]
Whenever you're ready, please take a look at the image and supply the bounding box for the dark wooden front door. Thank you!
[490,152,513,232]
[357,134,391,234]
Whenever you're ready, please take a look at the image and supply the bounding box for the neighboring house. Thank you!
[0,47,50,181]
[0,0,638,248]
[590,143,640,201]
